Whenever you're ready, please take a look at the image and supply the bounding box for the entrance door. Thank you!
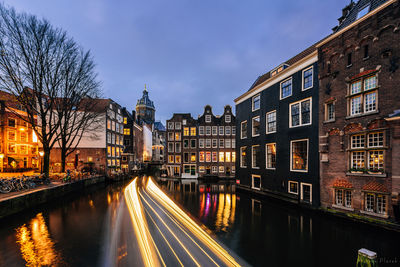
[301,183,312,203]
[206,166,211,174]
[226,167,231,176]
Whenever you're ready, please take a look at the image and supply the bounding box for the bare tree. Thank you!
[0,4,101,177]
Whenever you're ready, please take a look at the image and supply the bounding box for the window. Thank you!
[225,139,231,148]
[219,139,224,148]
[212,166,218,173]
[20,132,28,142]
[183,127,190,136]
[225,126,231,135]
[205,115,211,123]
[252,94,260,111]
[212,139,217,148]
[357,4,370,19]
[190,153,196,162]
[20,145,28,154]
[301,183,312,203]
[252,175,261,190]
[335,189,352,208]
[240,147,246,168]
[32,131,38,143]
[291,139,308,171]
[232,139,236,148]
[225,152,231,162]
[288,181,298,194]
[363,45,369,59]
[199,139,204,148]
[190,139,196,148]
[199,166,205,173]
[123,117,127,124]
[183,139,189,148]
[175,132,181,141]
[232,126,236,135]
[212,126,217,135]
[184,153,189,163]
[302,66,313,90]
[206,152,211,162]
[168,132,174,141]
[190,127,196,136]
[8,130,16,141]
[206,126,211,136]
[219,152,225,162]
[232,152,236,162]
[8,143,16,153]
[280,78,292,99]
[212,152,217,162]
[168,122,174,130]
[175,122,181,130]
[175,155,181,163]
[8,118,16,127]
[175,143,181,153]
[252,116,260,136]
[199,126,204,135]
[240,121,247,139]
[252,145,260,168]
[266,143,276,169]
[364,193,387,215]
[168,155,174,163]
[347,52,352,67]
[225,115,231,123]
[350,132,384,171]
[124,128,131,135]
[168,143,174,153]
[206,139,211,148]
[290,98,311,127]
[199,152,205,162]
[219,126,224,136]
[266,111,276,133]
[182,119,187,125]
[219,166,225,173]
[349,76,378,116]
[325,102,335,121]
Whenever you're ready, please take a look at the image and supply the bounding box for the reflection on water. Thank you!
[15,213,61,266]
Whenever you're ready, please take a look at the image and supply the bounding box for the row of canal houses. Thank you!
[234,0,400,223]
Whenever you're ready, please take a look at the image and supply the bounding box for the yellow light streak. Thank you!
[142,189,220,267]
[146,177,241,267]
[139,190,201,267]
[124,178,160,267]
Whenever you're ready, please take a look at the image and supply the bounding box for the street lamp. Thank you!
[39,151,44,174]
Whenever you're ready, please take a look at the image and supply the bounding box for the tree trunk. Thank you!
[61,147,66,173]
[43,148,51,178]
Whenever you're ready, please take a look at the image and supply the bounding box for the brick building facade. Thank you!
[166,105,236,178]
[318,0,400,221]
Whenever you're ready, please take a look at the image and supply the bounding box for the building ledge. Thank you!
[360,210,389,219]
[332,204,354,212]
[345,110,379,120]
[346,172,387,178]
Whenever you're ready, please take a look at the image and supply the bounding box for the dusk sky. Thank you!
[9,0,350,123]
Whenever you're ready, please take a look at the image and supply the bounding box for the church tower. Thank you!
[136,85,155,124]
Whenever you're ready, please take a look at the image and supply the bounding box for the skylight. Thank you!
[357,5,370,19]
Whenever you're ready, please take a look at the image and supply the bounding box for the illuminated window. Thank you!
[212,152,217,162]
[199,166,205,173]
[206,152,211,162]
[199,151,205,162]
[266,143,276,169]
[20,145,28,154]
[124,128,131,135]
[240,147,246,168]
[8,130,16,141]
[225,152,231,162]
[291,139,308,171]
[190,127,196,136]
[350,132,384,172]
[219,152,224,162]
[32,131,38,143]
[107,146,111,156]
[175,155,181,163]
[232,152,236,162]
[168,155,174,163]
[175,132,181,141]
[123,117,127,124]
[183,127,190,136]
[190,153,196,162]
[20,132,28,142]
[219,166,225,173]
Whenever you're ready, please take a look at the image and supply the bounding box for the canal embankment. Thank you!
[0,176,110,219]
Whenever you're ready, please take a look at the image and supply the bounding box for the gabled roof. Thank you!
[334,0,389,32]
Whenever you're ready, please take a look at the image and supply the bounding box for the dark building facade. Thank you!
[235,48,320,207]
[318,0,400,221]
[166,105,236,178]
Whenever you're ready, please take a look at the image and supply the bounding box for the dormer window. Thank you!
[357,5,370,19]
[205,115,211,123]
[225,115,231,123]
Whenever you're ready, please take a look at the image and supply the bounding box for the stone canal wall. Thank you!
[0,176,106,219]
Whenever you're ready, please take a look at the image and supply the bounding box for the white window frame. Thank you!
[280,77,293,100]
[252,94,261,111]
[205,115,212,123]
[302,66,313,91]
[240,121,247,139]
[300,182,312,203]
[288,181,299,195]
[252,175,261,190]
[212,126,218,136]
[252,145,260,169]
[289,97,312,128]
[266,143,276,170]
[240,146,246,168]
[225,115,231,123]
[219,126,224,136]
[252,116,260,137]
[199,126,204,135]
[290,139,309,172]
[266,110,277,134]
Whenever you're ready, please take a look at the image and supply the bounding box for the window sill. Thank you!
[266,168,276,171]
[346,172,387,178]
[323,119,335,124]
[332,204,354,212]
[291,169,308,173]
[360,210,389,219]
[345,110,379,120]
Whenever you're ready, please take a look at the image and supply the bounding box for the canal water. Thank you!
[0,178,399,266]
